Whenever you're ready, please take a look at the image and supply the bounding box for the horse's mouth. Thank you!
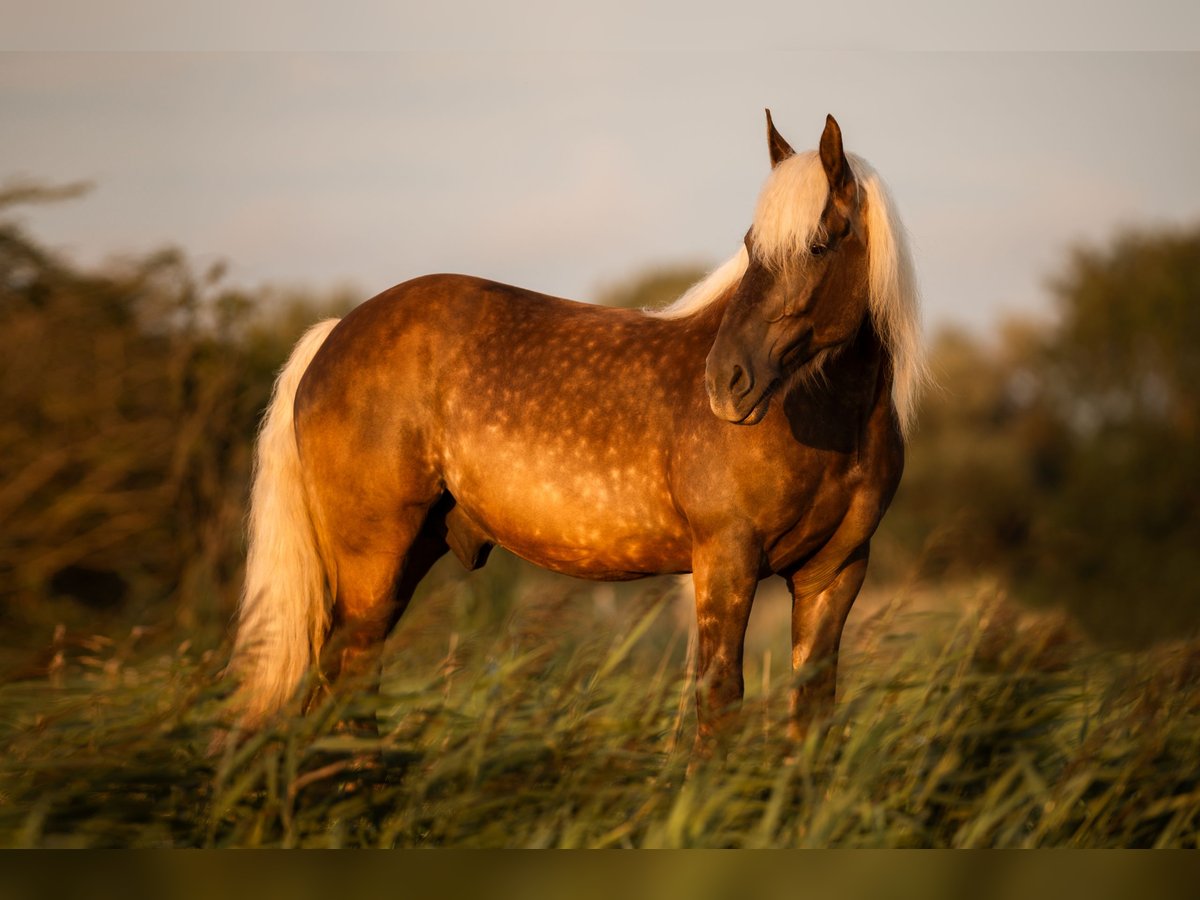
[731,378,781,426]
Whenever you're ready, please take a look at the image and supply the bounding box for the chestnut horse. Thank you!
[228,112,925,749]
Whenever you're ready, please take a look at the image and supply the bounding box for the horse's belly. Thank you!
[503,537,688,581]
[444,457,692,579]
[481,505,691,580]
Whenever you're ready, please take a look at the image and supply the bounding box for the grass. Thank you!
[3,574,1200,848]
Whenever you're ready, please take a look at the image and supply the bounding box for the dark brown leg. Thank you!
[786,543,869,741]
[691,533,760,757]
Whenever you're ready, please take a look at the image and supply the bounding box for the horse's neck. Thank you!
[677,294,729,340]
[668,294,731,369]
[776,315,896,448]
[834,317,891,403]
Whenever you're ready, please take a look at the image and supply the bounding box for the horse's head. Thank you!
[705,113,871,425]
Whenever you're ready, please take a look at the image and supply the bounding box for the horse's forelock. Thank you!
[751,151,831,270]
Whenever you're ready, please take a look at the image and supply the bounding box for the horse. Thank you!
[227,112,925,752]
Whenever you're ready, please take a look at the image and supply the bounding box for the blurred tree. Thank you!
[1044,228,1200,438]
[879,223,1200,647]
[1022,225,1200,644]
[870,325,1040,584]
[0,183,353,661]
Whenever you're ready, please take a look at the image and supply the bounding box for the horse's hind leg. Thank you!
[315,507,448,722]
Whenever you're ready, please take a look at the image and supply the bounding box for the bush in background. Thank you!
[876,224,1200,646]
[0,183,353,664]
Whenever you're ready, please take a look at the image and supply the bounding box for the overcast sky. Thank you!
[2,9,1198,334]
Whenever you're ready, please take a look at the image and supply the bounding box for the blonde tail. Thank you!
[229,318,340,727]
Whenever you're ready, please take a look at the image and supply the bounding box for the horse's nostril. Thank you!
[729,364,749,395]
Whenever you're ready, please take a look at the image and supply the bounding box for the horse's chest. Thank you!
[759,464,866,567]
[753,429,902,577]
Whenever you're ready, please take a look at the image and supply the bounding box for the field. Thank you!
[4,561,1200,849]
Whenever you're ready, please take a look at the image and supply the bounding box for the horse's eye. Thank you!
[809,242,828,257]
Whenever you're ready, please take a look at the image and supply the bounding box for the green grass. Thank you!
[3,578,1200,848]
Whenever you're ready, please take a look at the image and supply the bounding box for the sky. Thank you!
[2,7,1199,335]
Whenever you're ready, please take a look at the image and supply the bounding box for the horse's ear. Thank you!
[765,109,794,169]
[819,114,851,193]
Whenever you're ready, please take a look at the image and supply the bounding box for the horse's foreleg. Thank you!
[785,542,869,741]
[691,533,760,755]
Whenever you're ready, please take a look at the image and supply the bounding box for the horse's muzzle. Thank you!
[705,355,777,425]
